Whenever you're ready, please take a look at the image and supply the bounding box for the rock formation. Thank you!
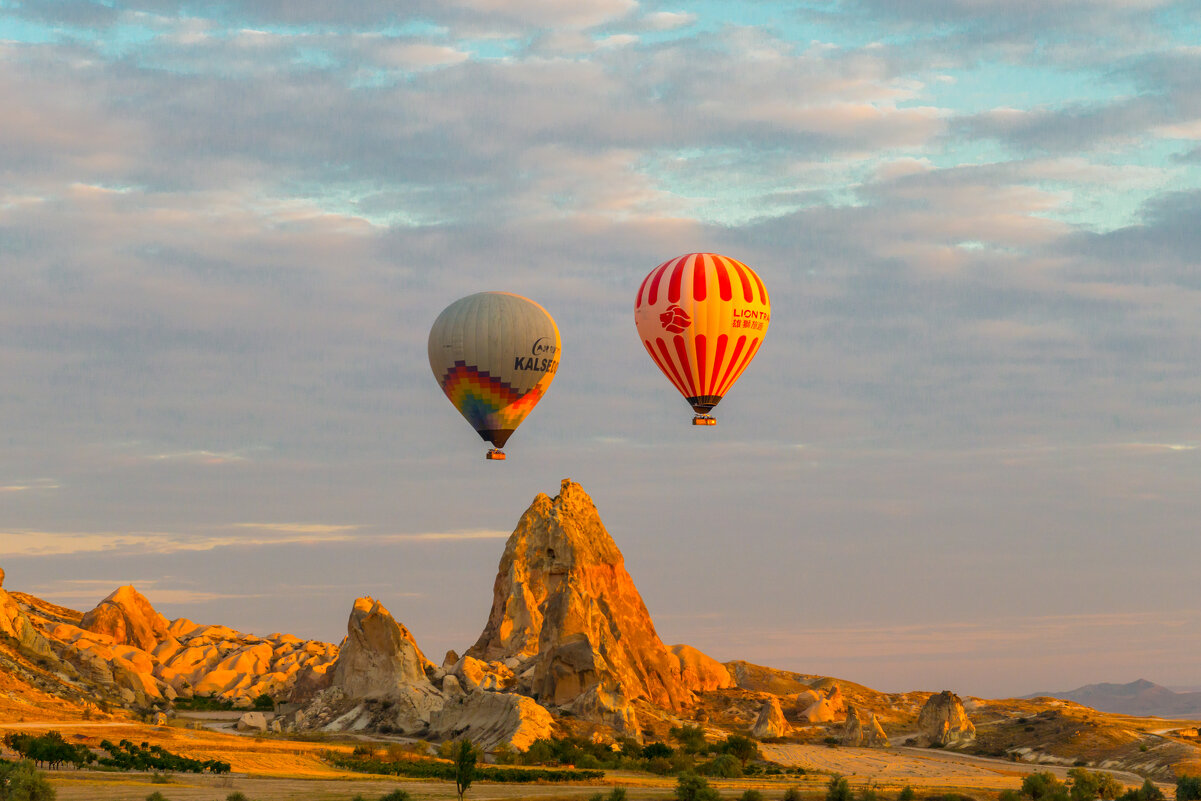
[429,690,555,750]
[290,596,554,748]
[842,705,889,747]
[30,586,339,707]
[672,644,734,692]
[467,479,725,728]
[81,586,171,652]
[801,684,847,723]
[916,690,975,746]
[331,597,435,698]
[752,696,791,738]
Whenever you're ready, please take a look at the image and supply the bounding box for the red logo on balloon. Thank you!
[660,304,691,333]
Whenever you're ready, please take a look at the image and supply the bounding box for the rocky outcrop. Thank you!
[801,684,847,723]
[917,690,975,747]
[0,569,55,658]
[752,696,791,739]
[290,597,555,748]
[842,706,889,747]
[672,645,734,692]
[237,711,269,732]
[467,479,719,723]
[81,586,171,652]
[429,690,555,750]
[331,597,435,698]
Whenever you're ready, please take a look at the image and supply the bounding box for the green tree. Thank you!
[899,787,916,801]
[0,759,57,801]
[827,774,852,801]
[1023,772,1069,801]
[644,742,675,760]
[722,735,761,767]
[1178,776,1201,801]
[676,773,721,801]
[453,740,478,801]
[670,725,708,754]
[700,754,742,778]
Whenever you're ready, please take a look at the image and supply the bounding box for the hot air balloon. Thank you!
[634,253,770,425]
[428,292,561,460]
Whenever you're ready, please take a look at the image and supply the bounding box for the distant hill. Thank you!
[1025,679,1201,719]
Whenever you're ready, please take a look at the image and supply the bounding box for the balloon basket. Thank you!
[485,448,507,460]
[692,415,716,426]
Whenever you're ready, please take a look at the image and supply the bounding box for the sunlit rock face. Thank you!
[752,696,791,739]
[801,684,847,723]
[842,705,889,747]
[41,584,339,707]
[467,479,727,730]
[917,690,976,746]
[331,597,435,698]
[81,586,171,652]
[289,596,551,748]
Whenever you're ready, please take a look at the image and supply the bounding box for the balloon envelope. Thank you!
[634,253,770,416]
[428,292,560,449]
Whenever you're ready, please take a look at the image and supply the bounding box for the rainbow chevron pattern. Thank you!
[439,361,551,433]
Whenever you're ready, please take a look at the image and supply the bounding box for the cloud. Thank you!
[0,527,509,556]
[640,11,696,31]
[0,479,59,492]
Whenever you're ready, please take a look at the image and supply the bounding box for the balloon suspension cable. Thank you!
[692,414,717,426]
[485,448,507,460]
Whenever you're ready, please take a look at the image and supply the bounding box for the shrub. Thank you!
[783,788,803,801]
[1023,771,1068,801]
[676,772,722,801]
[648,757,674,775]
[899,788,916,801]
[644,742,675,759]
[379,792,412,801]
[226,793,250,801]
[826,774,852,801]
[146,793,170,801]
[741,790,765,801]
[699,754,742,778]
[671,726,709,755]
[150,772,172,784]
[1179,777,1201,801]
[0,759,56,801]
[723,735,761,766]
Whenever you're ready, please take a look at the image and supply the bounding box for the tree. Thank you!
[1023,772,1069,801]
[676,773,721,801]
[453,740,477,801]
[1178,776,1201,801]
[670,725,708,755]
[644,742,674,760]
[826,774,852,801]
[0,759,56,801]
[699,754,742,778]
[899,788,916,801]
[722,735,761,766]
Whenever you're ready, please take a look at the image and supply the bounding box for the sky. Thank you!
[2,0,1201,701]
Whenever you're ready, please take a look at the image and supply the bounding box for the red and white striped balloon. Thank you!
[634,252,770,418]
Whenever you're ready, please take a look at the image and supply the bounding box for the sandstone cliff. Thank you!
[467,479,728,727]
